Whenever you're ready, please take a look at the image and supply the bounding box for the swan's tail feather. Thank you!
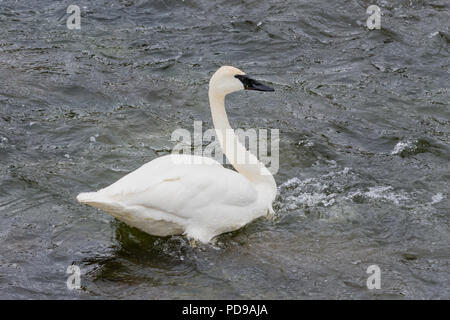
[76,192,121,212]
[77,192,103,204]
[76,191,185,237]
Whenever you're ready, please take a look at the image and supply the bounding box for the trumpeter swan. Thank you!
[77,66,276,243]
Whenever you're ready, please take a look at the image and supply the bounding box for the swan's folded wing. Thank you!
[94,154,258,220]
[98,154,220,196]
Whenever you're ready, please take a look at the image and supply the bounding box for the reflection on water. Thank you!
[0,0,449,299]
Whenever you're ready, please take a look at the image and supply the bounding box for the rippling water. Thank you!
[0,0,449,299]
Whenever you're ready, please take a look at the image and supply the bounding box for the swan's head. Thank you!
[209,66,274,96]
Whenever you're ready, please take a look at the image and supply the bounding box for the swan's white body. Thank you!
[77,66,276,243]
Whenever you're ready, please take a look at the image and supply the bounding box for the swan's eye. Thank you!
[234,74,274,92]
[234,74,251,89]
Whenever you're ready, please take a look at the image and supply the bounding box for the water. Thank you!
[0,0,449,299]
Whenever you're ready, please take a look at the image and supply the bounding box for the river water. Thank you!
[0,0,449,299]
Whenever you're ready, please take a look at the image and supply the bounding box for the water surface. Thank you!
[0,0,449,299]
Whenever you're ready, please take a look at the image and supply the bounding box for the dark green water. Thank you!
[0,0,449,299]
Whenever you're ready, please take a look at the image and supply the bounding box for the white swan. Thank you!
[77,66,276,243]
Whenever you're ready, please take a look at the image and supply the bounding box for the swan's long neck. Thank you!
[208,88,276,199]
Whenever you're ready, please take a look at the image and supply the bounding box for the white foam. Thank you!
[277,159,413,221]
[347,186,409,205]
[428,31,439,38]
[391,138,418,155]
[431,193,444,204]
[391,141,410,155]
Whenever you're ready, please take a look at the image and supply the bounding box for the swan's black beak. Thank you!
[235,74,274,92]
